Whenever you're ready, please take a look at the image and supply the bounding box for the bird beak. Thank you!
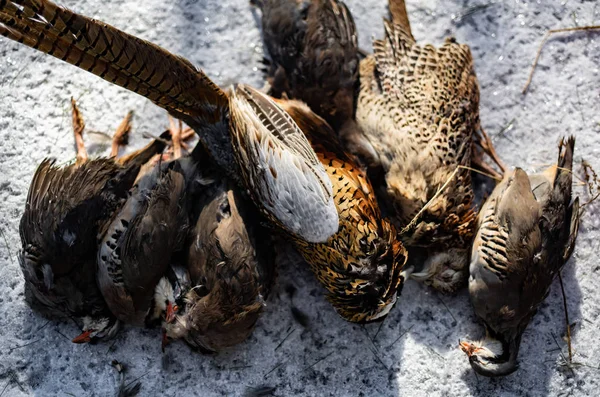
[161,329,169,353]
[459,340,475,356]
[72,330,93,344]
[166,302,178,323]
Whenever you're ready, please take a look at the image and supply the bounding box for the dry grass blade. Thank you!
[453,2,497,25]
[523,26,600,94]
[264,362,285,377]
[274,328,295,351]
[558,272,573,363]
[399,165,499,236]
[580,160,600,210]
[475,127,507,175]
[550,332,575,376]
[303,351,334,371]
[387,324,414,349]
[0,227,14,265]
[0,377,11,397]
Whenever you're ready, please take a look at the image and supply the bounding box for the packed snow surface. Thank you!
[1,0,599,395]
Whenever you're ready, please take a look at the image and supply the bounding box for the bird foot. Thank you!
[70,97,88,166]
[167,116,195,159]
[472,127,506,181]
[410,250,468,294]
[110,111,134,157]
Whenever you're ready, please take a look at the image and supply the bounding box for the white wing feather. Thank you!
[229,85,338,243]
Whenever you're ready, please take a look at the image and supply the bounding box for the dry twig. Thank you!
[523,26,600,94]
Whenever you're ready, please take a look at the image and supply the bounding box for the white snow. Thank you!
[1,0,599,396]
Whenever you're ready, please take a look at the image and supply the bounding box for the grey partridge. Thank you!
[19,99,166,343]
[96,155,197,327]
[163,144,275,352]
[460,137,580,377]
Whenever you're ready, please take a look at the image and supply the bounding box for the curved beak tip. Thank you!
[459,341,474,356]
[165,302,177,324]
[72,330,92,344]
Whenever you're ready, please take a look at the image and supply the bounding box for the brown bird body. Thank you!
[273,99,407,323]
[164,153,275,352]
[354,1,481,292]
[248,2,406,321]
[0,0,339,245]
[461,137,580,377]
[19,100,166,342]
[96,157,196,327]
[252,0,358,132]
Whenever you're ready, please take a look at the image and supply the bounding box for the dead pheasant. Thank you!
[351,0,504,292]
[0,0,404,322]
[0,0,337,245]
[266,99,407,322]
[249,1,406,320]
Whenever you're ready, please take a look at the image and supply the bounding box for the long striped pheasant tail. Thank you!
[0,0,227,124]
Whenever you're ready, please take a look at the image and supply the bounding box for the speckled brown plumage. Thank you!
[160,143,275,352]
[277,99,407,323]
[354,3,481,292]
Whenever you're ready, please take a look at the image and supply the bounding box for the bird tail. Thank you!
[557,136,575,175]
[554,136,579,263]
[553,135,575,196]
[388,0,413,39]
[0,0,228,125]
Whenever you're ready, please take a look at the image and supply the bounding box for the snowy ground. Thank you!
[1,0,600,396]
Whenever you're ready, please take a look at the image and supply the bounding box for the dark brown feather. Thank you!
[19,137,166,331]
[97,158,195,326]
[255,0,359,131]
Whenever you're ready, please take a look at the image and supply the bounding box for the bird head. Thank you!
[162,284,265,353]
[329,233,407,323]
[72,316,120,344]
[459,329,521,377]
[150,277,180,325]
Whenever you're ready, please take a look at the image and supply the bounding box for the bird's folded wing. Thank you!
[229,85,339,243]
